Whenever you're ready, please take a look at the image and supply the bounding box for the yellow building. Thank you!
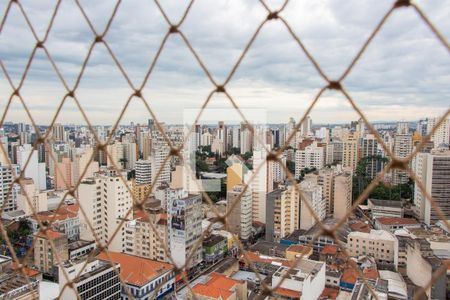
[342,133,359,171]
[132,179,152,204]
[226,161,244,191]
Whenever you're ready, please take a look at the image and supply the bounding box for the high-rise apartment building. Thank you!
[169,193,203,269]
[16,144,46,190]
[226,184,252,241]
[414,149,450,225]
[17,178,47,215]
[251,148,271,223]
[266,184,300,242]
[299,180,326,231]
[359,134,379,178]
[52,123,65,142]
[126,199,169,262]
[342,133,359,171]
[151,138,171,188]
[78,171,132,252]
[135,159,152,185]
[427,117,450,146]
[0,163,20,212]
[333,170,353,221]
[294,141,325,179]
[393,133,412,185]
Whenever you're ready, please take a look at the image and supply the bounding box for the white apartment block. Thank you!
[0,163,20,212]
[414,149,450,225]
[392,133,412,185]
[299,180,326,231]
[272,260,325,300]
[169,193,203,269]
[251,148,269,223]
[347,230,399,269]
[135,159,152,185]
[226,184,253,241]
[16,144,46,190]
[78,172,132,252]
[294,142,324,179]
[427,117,450,146]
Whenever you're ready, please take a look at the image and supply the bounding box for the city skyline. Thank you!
[1,0,449,125]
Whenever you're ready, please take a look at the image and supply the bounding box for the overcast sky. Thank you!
[0,0,449,126]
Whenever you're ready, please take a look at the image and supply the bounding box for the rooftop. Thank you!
[368,199,402,208]
[203,234,226,247]
[273,287,300,299]
[250,241,289,257]
[36,229,65,240]
[273,259,324,281]
[97,251,173,287]
[376,217,418,226]
[321,244,338,255]
[191,272,243,299]
[68,239,95,251]
[348,229,397,242]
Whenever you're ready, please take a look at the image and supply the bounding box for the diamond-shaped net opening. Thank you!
[0,0,449,299]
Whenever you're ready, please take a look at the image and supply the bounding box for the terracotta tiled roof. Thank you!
[273,287,301,299]
[11,262,40,278]
[192,273,243,299]
[287,245,312,255]
[32,205,79,223]
[363,267,379,280]
[375,217,418,225]
[341,267,359,284]
[321,245,338,255]
[56,204,80,215]
[96,251,173,286]
[192,283,233,299]
[320,287,339,299]
[36,230,65,240]
[242,251,292,267]
[350,222,371,233]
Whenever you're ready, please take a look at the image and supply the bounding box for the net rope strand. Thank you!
[0,0,449,299]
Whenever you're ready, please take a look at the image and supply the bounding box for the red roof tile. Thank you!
[97,251,173,286]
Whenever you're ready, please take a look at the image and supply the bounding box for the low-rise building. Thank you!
[347,230,399,269]
[285,245,313,261]
[97,251,175,299]
[59,257,121,300]
[68,239,95,260]
[0,255,40,300]
[296,218,351,256]
[367,199,404,219]
[374,217,420,233]
[378,270,407,300]
[271,259,326,300]
[350,278,388,300]
[189,272,247,300]
[202,234,227,263]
